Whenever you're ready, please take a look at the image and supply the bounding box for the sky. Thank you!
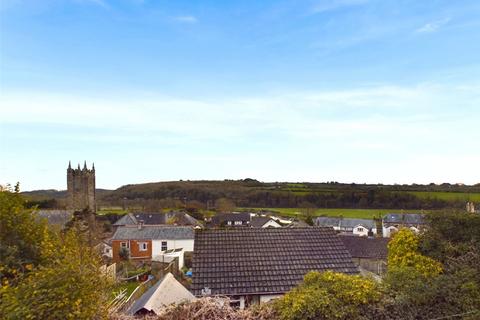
[1,0,479,191]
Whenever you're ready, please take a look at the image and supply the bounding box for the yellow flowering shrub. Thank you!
[388,228,442,277]
[275,271,381,320]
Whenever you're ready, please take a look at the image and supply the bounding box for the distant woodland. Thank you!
[22,179,480,210]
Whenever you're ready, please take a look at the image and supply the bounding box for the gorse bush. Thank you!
[275,271,381,320]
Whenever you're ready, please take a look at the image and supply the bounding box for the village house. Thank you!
[191,227,358,309]
[382,213,425,237]
[250,216,282,228]
[315,217,377,236]
[339,235,389,275]
[94,240,113,260]
[113,211,202,231]
[208,212,251,227]
[111,226,194,263]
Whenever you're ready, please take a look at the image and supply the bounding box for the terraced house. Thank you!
[111,225,194,263]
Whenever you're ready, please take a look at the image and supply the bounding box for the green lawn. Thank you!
[241,208,428,219]
[111,281,139,298]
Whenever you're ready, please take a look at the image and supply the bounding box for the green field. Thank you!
[407,191,480,202]
[241,208,428,219]
[97,208,128,215]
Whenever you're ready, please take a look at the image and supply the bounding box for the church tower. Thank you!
[67,161,96,212]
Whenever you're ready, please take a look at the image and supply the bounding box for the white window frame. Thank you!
[234,221,243,225]
[120,241,129,249]
[138,242,148,251]
[161,241,168,251]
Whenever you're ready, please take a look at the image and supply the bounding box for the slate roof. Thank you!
[114,213,167,226]
[339,218,376,229]
[383,213,425,225]
[250,216,278,228]
[112,226,194,240]
[191,227,358,296]
[35,210,72,226]
[114,212,201,227]
[210,213,251,226]
[315,217,376,230]
[340,236,389,260]
[315,217,341,227]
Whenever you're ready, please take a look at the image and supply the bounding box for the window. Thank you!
[161,241,168,251]
[138,242,148,251]
[227,221,232,225]
[120,241,129,249]
[234,221,243,225]
[357,227,364,232]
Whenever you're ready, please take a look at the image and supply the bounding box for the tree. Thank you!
[215,198,235,213]
[275,271,381,320]
[299,201,316,226]
[119,247,130,261]
[0,188,111,319]
[387,228,442,277]
[0,189,49,285]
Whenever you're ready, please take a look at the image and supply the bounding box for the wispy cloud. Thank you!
[172,15,198,23]
[2,83,480,188]
[416,17,451,33]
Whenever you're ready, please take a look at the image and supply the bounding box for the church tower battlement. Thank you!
[67,161,96,212]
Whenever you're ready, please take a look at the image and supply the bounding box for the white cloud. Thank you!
[416,17,451,33]
[2,83,480,188]
[172,15,198,23]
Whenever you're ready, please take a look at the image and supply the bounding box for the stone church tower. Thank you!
[67,161,96,212]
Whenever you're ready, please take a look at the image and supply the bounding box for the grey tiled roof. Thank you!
[340,236,389,259]
[383,213,425,224]
[315,217,341,227]
[113,214,137,226]
[114,213,167,226]
[191,227,358,296]
[250,216,275,228]
[112,226,194,240]
[339,218,376,229]
[210,213,251,226]
[36,210,72,226]
[315,217,376,229]
[114,212,201,227]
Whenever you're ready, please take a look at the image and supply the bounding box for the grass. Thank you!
[241,208,429,219]
[111,281,139,298]
[97,208,128,215]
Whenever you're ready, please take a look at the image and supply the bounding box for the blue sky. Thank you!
[1,0,479,190]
